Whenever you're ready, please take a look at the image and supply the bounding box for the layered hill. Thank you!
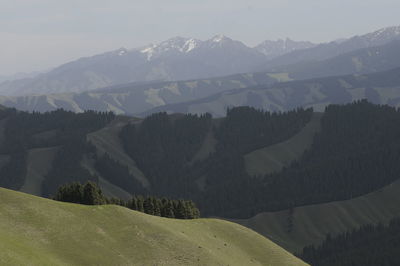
[0,187,307,265]
[0,72,282,114]
[148,67,400,117]
[2,102,400,257]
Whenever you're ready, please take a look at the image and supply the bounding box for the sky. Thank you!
[0,0,399,76]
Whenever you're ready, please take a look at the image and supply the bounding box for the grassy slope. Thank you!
[0,188,307,266]
[244,113,322,176]
[234,179,400,254]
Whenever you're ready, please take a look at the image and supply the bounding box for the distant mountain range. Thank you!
[0,35,320,97]
[0,35,269,96]
[1,26,399,98]
[264,25,400,69]
[280,40,400,80]
[2,37,400,115]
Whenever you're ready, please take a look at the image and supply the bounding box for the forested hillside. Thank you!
[300,218,400,266]
[120,107,313,217]
[1,101,400,221]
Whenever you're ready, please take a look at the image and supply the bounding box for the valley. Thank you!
[2,17,400,265]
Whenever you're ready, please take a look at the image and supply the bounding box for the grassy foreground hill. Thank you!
[0,187,307,266]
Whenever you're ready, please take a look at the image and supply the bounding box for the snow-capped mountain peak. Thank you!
[139,37,203,60]
[183,38,201,52]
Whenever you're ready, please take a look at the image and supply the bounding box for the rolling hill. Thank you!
[0,187,308,266]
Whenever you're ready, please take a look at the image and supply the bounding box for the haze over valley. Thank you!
[2,1,400,265]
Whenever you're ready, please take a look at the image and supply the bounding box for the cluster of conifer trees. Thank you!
[300,218,400,266]
[54,182,200,219]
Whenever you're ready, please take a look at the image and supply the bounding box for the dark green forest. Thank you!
[120,101,400,218]
[300,218,400,266]
[120,112,212,196]
[119,107,313,217]
[1,102,400,219]
[54,182,200,219]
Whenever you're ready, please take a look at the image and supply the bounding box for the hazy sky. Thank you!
[1,0,399,75]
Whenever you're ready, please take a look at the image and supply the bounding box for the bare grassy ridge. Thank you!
[234,179,400,253]
[0,188,308,266]
[245,113,322,176]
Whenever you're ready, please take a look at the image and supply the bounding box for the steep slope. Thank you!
[0,72,280,114]
[147,67,400,117]
[234,179,400,254]
[0,188,307,266]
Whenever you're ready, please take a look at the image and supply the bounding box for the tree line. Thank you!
[54,181,200,219]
